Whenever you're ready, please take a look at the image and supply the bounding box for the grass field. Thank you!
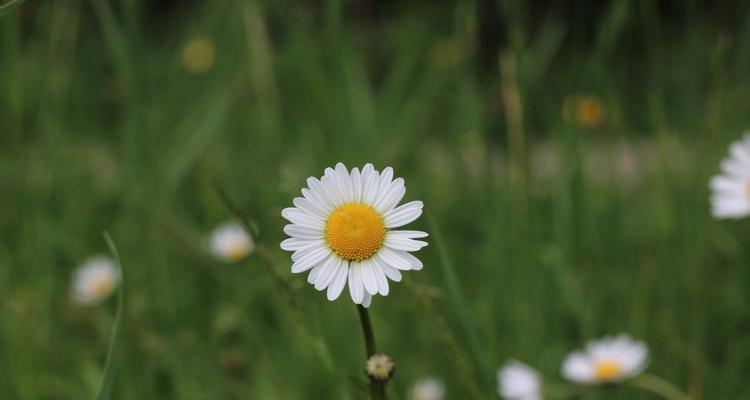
[2,0,750,399]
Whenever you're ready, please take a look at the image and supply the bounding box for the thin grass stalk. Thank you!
[97,232,125,400]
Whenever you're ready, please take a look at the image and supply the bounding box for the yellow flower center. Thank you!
[91,278,114,298]
[325,203,386,261]
[576,97,605,130]
[594,361,622,381]
[225,243,250,262]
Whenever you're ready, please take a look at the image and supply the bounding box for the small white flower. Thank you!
[498,361,542,400]
[209,221,254,262]
[710,133,750,219]
[72,256,120,305]
[562,334,648,384]
[280,163,427,307]
[364,353,395,381]
[410,377,445,400]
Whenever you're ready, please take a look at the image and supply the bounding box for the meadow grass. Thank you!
[2,1,750,399]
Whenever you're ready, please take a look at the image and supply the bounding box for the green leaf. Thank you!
[97,232,126,400]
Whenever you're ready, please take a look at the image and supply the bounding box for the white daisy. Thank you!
[562,334,648,384]
[280,163,427,307]
[710,133,750,219]
[498,361,542,400]
[410,377,445,400]
[209,221,254,262]
[71,256,120,305]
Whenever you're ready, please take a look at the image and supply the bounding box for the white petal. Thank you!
[361,292,372,308]
[373,167,394,202]
[281,208,324,229]
[374,178,405,213]
[384,200,423,228]
[360,259,379,295]
[710,176,746,196]
[294,196,330,219]
[712,196,750,219]
[280,238,321,252]
[305,177,336,211]
[362,168,380,205]
[284,224,323,240]
[314,254,340,290]
[720,158,750,179]
[384,234,428,252]
[327,261,349,300]
[375,248,412,270]
[397,250,424,271]
[380,263,402,282]
[348,262,365,304]
[372,259,389,296]
[307,264,323,284]
[335,162,354,203]
[351,168,362,203]
[291,247,330,273]
[387,230,428,239]
[562,352,595,384]
[322,168,344,207]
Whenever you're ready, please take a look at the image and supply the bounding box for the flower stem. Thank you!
[630,373,692,400]
[356,305,386,400]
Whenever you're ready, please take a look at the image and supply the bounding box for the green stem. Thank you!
[630,373,692,400]
[356,305,386,400]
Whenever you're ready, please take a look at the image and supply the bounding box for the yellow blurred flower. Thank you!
[181,38,215,74]
[563,95,606,130]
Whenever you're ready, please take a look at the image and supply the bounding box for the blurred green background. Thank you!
[2,0,750,398]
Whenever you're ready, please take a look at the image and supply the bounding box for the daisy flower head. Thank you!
[410,377,445,400]
[72,255,120,305]
[280,163,427,307]
[209,221,255,262]
[710,133,750,219]
[562,334,648,385]
[498,361,542,400]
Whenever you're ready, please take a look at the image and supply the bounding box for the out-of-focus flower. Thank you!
[498,361,542,400]
[563,95,606,130]
[710,133,750,219]
[562,334,648,384]
[365,353,395,382]
[181,37,215,74]
[71,256,120,305]
[280,163,427,307]
[409,377,445,400]
[209,221,254,262]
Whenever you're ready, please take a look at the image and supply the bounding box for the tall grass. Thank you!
[1,0,750,398]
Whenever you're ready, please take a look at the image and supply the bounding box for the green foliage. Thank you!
[1,0,750,399]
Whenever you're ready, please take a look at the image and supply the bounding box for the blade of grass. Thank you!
[97,231,126,400]
[0,0,27,18]
[89,0,134,92]
[426,211,493,395]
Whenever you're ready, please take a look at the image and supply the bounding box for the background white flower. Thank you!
[281,163,427,306]
[71,255,120,305]
[498,361,542,400]
[209,221,254,262]
[410,377,445,400]
[710,133,750,219]
[562,334,648,384]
